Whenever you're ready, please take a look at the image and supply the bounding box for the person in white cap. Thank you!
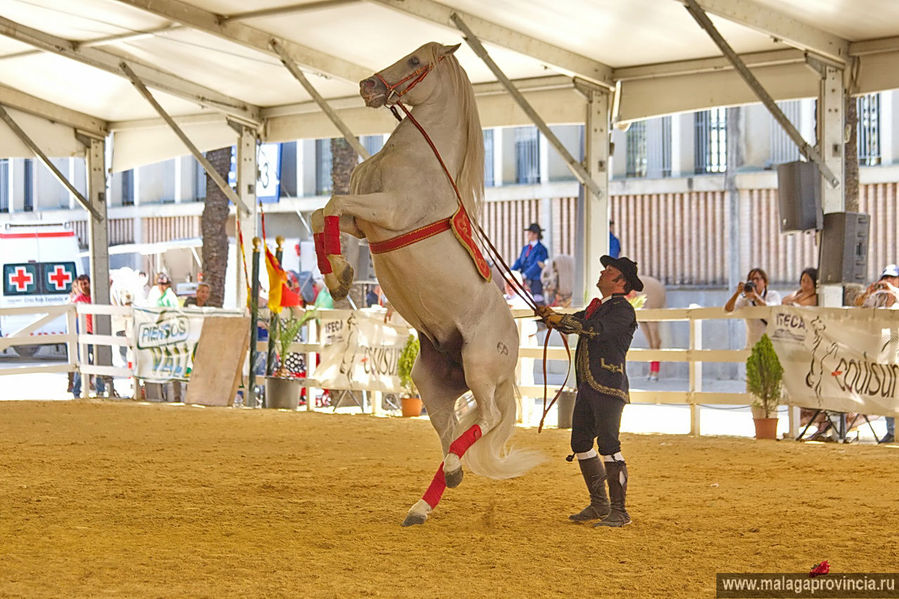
[856,264,899,308]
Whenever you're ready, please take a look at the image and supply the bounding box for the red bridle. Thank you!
[374,55,445,105]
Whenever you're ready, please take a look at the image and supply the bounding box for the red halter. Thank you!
[374,55,444,104]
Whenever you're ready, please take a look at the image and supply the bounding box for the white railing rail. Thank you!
[0,304,77,376]
[4,303,787,436]
[74,304,134,393]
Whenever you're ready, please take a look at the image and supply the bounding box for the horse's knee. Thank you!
[310,208,324,232]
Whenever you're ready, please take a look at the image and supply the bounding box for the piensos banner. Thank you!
[768,306,899,416]
[310,309,412,393]
[133,307,242,382]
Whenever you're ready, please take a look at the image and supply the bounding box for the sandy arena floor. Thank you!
[1,400,897,598]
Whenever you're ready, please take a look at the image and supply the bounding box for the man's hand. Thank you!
[535,305,563,327]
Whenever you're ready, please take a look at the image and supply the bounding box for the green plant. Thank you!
[397,333,420,396]
[746,333,784,418]
[273,312,314,377]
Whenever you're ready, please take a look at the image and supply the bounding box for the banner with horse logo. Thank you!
[768,306,899,417]
[132,307,243,383]
[312,309,412,393]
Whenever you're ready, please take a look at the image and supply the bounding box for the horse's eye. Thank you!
[410,56,420,66]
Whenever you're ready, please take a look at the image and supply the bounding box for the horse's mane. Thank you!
[425,44,484,218]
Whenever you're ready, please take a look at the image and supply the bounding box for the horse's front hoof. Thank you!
[445,467,463,489]
[401,499,431,527]
[401,512,428,527]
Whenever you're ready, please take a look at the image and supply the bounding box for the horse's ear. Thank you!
[439,43,461,57]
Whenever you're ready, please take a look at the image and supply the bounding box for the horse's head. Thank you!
[360,42,460,108]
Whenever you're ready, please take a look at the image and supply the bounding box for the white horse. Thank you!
[311,42,542,526]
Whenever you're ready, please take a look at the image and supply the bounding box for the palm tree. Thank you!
[330,138,364,309]
[201,146,231,307]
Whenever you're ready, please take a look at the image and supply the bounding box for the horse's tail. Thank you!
[461,378,544,479]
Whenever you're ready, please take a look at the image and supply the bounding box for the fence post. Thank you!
[689,310,703,436]
[248,238,261,408]
[306,318,318,412]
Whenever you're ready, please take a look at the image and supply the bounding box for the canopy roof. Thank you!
[2,0,898,170]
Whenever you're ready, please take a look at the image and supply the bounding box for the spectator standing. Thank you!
[855,264,899,443]
[855,264,899,308]
[724,267,781,348]
[184,282,211,307]
[146,273,179,307]
[512,223,549,305]
[609,220,620,259]
[71,275,106,398]
[781,267,818,307]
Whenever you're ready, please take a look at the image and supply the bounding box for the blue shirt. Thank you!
[511,241,548,280]
[609,233,620,259]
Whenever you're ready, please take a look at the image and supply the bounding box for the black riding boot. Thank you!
[594,460,631,527]
[569,456,610,521]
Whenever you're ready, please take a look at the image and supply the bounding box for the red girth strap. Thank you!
[369,218,452,255]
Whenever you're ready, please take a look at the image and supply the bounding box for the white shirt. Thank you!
[735,288,781,348]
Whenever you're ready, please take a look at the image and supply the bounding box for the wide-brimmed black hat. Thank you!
[600,255,643,292]
[524,223,543,234]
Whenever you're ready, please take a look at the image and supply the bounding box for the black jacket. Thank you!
[554,295,637,402]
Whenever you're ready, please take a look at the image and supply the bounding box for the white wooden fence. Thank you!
[2,302,798,436]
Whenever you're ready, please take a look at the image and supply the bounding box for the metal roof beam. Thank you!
[222,0,358,22]
[0,84,107,136]
[0,15,261,125]
[614,48,807,81]
[676,0,849,64]
[368,0,613,88]
[118,61,249,214]
[683,0,839,188]
[0,105,102,220]
[111,0,370,83]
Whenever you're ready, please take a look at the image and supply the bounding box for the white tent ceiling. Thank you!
[1,0,899,170]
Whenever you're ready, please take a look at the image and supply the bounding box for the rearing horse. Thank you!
[311,42,542,526]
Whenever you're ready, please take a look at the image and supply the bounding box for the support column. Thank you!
[818,65,846,307]
[236,126,258,311]
[583,87,611,302]
[86,138,112,373]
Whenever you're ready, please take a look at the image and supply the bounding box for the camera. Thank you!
[743,281,755,293]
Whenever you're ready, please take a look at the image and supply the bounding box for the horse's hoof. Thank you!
[401,499,430,527]
[445,467,463,489]
[401,513,427,527]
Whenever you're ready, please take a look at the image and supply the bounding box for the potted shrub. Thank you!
[264,313,308,409]
[397,333,422,417]
[746,333,784,439]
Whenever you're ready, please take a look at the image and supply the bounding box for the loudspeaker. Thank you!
[818,212,869,285]
[776,161,822,232]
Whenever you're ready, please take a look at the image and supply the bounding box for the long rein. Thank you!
[383,97,571,432]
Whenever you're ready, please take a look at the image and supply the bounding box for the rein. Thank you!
[378,60,572,432]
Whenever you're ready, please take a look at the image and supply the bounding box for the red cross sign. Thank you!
[9,266,34,292]
[48,265,72,291]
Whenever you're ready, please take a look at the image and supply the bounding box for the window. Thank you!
[514,126,540,184]
[857,93,881,166]
[770,100,801,165]
[362,135,383,157]
[660,116,672,177]
[315,138,333,195]
[23,158,33,211]
[122,169,134,206]
[694,108,727,174]
[625,121,647,177]
[0,159,8,212]
[483,129,494,187]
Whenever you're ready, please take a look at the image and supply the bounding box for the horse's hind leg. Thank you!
[402,335,467,527]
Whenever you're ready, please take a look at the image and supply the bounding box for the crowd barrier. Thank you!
[6,302,897,438]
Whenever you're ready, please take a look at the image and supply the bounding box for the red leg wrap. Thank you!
[313,233,331,274]
[323,215,341,255]
[448,424,483,457]
[650,361,660,373]
[421,463,446,509]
